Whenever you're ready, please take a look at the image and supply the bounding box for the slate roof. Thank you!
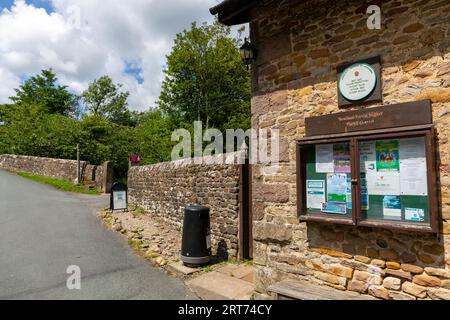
[209,0,258,25]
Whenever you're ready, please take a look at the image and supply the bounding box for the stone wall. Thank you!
[250,0,450,299]
[0,154,86,182]
[0,154,107,191]
[128,154,245,259]
[84,164,104,189]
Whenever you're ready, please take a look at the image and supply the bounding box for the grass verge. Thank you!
[17,172,101,195]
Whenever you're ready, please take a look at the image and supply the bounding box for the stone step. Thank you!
[167,261,200,277]
[186,271,254,300]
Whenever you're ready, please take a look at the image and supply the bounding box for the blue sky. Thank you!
[1,0,53,13]
[1,1,145,85]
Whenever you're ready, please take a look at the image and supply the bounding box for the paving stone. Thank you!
[187,271,254,300]
[167,262,200,276]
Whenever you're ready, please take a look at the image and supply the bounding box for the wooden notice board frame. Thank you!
[297,100,439,233]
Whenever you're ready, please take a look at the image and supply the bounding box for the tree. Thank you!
[158,21,251,131]
[9,69,79,117]
[0,103,82,158]
[134,110,175,164]
[82,76,133,126]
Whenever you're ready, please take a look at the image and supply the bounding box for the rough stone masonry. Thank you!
[128,154,245,260]
[247,0,450,300]
[0,154,106,190]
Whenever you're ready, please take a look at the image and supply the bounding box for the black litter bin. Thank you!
[181,206,211,266]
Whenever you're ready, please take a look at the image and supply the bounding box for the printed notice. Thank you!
[399,137,426,159]
[327,173,347,203]
[366,172,400,196]
[360,173,369,210]
[376,140,400,172]
[307,180,326,210]
[321,202,347,215]
[360,141,376,173]
[383,196,402,220]
[400,159,428,196]
[399,137,428,196]
[333,143,351,173]
[405,208,425,222]
[346,176,352,210]
[316,144,334,173]
[113,191,127,210]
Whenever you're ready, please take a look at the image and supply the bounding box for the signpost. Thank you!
[110,182,128,211]
[129,154,142,167]
[76,144,81,185]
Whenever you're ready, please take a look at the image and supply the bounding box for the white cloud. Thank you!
[0,0,244,111]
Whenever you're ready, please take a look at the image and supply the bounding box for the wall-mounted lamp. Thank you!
[240,38,257,69]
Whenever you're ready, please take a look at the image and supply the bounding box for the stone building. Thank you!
[211,0,450,299]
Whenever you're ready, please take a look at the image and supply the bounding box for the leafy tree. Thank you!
[9,69,79,117]
[134,110,175,164]
[0,104,8,154]
[82,76,134,126]
[158,21,251,131]
[0,103,81,158]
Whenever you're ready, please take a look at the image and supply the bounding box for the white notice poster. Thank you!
[400,159,428,196]
[399,137,426,159]
[316,144,334,173]
[307,180,326,210]
[113,191,127,210]
[366,172,401,196]
[399,137,428,196]
[360,141,376,173]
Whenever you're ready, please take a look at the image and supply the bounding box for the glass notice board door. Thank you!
[303,140,354,223]
[358,136,430,225]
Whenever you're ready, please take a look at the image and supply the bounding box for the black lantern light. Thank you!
[240,38,256,69]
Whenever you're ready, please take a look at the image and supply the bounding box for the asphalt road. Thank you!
[0,169,196,300]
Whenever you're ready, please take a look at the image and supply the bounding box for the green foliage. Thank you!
[128,238,143,251]
[0,20,251,180]
[17,172,101,195]
[9,69,79,117]
[82,76,136,126]
[134,110,174,165]
[200,265,214,273]
[0,103,82,159]
[158,21,251,131]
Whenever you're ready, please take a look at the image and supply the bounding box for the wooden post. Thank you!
[76,143,81,185]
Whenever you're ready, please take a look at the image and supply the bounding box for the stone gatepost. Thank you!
[102,161,113,194]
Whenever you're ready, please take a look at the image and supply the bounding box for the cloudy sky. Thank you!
[0,0,242,111]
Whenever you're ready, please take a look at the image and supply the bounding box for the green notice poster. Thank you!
[376,140,399,172]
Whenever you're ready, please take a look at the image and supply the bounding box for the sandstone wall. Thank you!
[0,154,106,190]
[250,0,450,300]
[128,155,244,259]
